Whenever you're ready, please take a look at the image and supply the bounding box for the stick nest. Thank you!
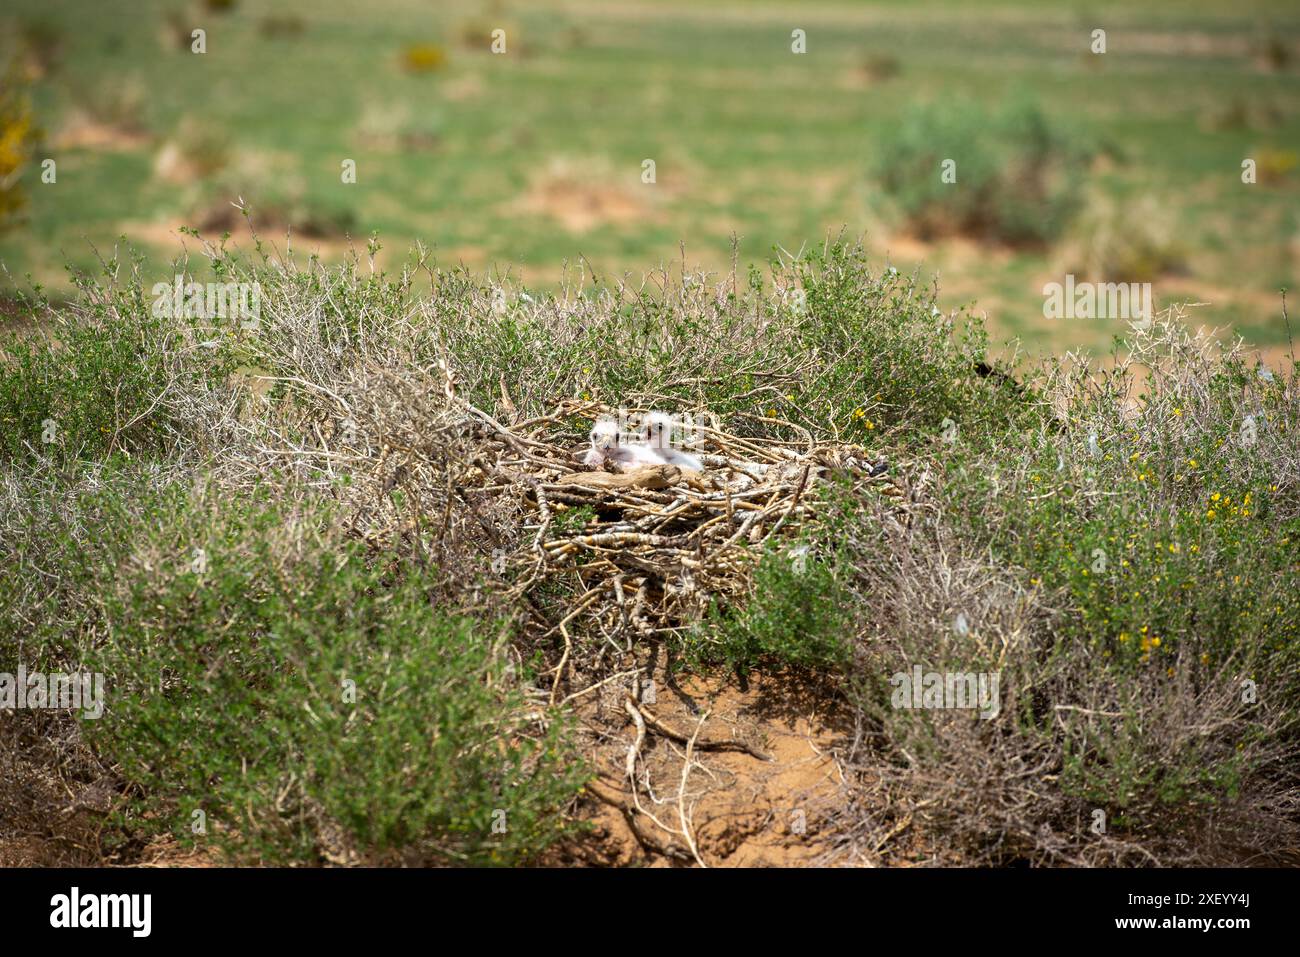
[250,361,906,700]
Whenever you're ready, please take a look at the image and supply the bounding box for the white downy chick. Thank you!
[584,416,661,468]
[642,410,704,471]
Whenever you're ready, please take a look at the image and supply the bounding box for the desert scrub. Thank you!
[1058,191,1187,283]
[4,238,1296,867]
[688,537,854,678]
[1,470,586,865]
[835,310,1300,865]
[789,243,1041,450]
[0,261,239,465]
[411,242,1037,457]
[873,98,1093,246]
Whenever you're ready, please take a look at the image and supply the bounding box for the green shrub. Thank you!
[0,275,234,465]
[2,472,586,865]
[874,98,1092,246]
[863,321,1300,863]
[691,540,853,677]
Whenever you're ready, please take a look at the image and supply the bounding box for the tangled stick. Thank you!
[677,709,711,868]
[636,703,771,761]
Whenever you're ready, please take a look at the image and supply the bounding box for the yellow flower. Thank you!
[1206,509,1216,519]
[1173,407,1182,416]
[1211,492,1221,502]
[1151,636,1161,648]
[1186,458,1197,468]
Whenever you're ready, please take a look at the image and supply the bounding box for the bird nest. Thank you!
[269,363,903,702]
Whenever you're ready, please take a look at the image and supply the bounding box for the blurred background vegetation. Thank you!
[0,0,1297,358]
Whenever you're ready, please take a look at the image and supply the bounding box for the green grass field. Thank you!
[2,0,1298,358]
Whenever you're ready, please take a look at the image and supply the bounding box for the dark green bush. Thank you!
[691,540,853,677]
[874,98,1093,246]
